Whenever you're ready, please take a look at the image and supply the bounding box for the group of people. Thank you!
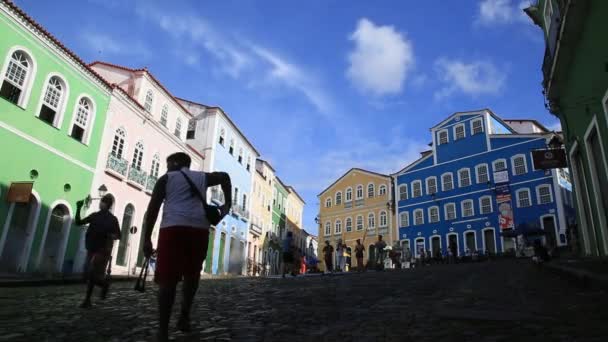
[280,231,310,277]
[75,152,233,342]
[321,235,388,273]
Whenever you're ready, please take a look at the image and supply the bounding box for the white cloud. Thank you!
[346,18,414,96]
[81,32,151,58]
[434,58,507,100]
[477,0,533,25]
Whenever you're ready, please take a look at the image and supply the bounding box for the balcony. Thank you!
[146,176,157,193]
[250,223,262,236]
[127,167,148,189]
[232,205,250,220]
[344,201,353,209]
[355,199,365,207]
[105,153,128,178]
[378,226,389,235]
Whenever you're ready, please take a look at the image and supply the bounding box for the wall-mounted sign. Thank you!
[498,202,514,230]
[532,148,567,169]
[7,182,34,203]
[493,171,509,184]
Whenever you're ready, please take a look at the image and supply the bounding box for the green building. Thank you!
[0,1,111,273]
[273,177,288,239]
[526,0,608,257]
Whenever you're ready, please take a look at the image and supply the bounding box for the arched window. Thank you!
[516,188,532,208]
[426,177,437,195]
[428,206,439,223]
[160,104,168,126]
[325,197,332,208]
[238,148,244,164]
[444,203,456,220]
[476,164,489,184]
[1,50,34,106]
[346,188,353,202]
[379,184,387,196]
[335,192,342,205]
[335,220,342,234]
[111,128,126,159]
[379,211,387,227]
[38,75,67,126]
[536,184,553,204]
[400,212,410,227]
[511,154,528,175]
[70,97,93,143]
[412,180,422,198]
[399,184,408,201]
[461,200,474,217]
[471,118,484,134]
[368,213,375,229]
[131,141,144,170]
[356,185,363,199]
[246,155,251,171]
[479,196,493,214]
[458,168,471,187]
[345,217,352,232]
[324,222,331,236]
[150,153,160,178]
[174,118,182,138]
[414,209,424,225]
[493,159,507,172]
[368,184,375,198]
[356,215,363,230]
[437,129,449,145]
[219,128,226,146]
[454,123,465,140]
[144,90,153,113]
[442,173,454,191]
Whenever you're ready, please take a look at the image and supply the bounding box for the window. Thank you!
[471,118,484,135]
[160,105,168,127]
[414,209,424,225]
[379,211,387,227]
[150,154,160,178]
[144,90,153,113]
[345,218,352,232]
[356,215,363,230]
[131,141,144,170]
[70,97,92,143]
[454,124,465,140]
[242,194,247,211]
[234,188,239,206]
[399,185,408,200]
[412,181,422,198]
[368,213,375,229]
[493,159,507,172]
[462,200,474,217]
[174,118,182,138]
[238,148,243,164]
[438,129,449,145]
[516,188,532,208]
[325,197,332,208]
[324,222,331,236]
[368,184,375,198]
[246,156,251,171]
[335,220,342,234]
[442,173,454,191]
[480,196,492,214]
[356,185,363,199]
[1,50,33,106]
[229,139,235,155]
[335,192,342,205]
[476,164,489,184]
[38,76,66,126]
[536,185,553,204]
[346,188,353,202]
[187,119,196,139]
[458,168,471,187]
[426,177,437,195]
[445,203,456,220]
[512,155,527,175]
[111,128,126,159]
[400,212,410,227]
[428,206,439,223]
[218,128,226,146]
[379,185,387,196]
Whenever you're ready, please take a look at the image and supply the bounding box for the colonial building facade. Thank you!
[317,168,393,270]
[393,110,574,257]
[248,159,275,275]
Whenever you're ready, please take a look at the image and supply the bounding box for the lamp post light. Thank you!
[85,184,109,208]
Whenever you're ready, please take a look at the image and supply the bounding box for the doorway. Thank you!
[0,194,40,272]
[39,205,70,273]
[415,238,425,257]
[447,233,459,256]
[483,228,497,255]
[204,228,215,274]
[116,204,134,266]
[218,232,226,274]
[430,236,441,256]
[541,215,558,249]
[464,231,476,252]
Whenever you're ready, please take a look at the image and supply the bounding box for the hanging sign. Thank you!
[7,182,34,203]
[496,184,514,230]
[532,148,567,169]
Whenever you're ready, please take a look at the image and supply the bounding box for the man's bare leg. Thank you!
[158,284,177,342]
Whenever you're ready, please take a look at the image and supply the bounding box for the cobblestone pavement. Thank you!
[1,259,607,342]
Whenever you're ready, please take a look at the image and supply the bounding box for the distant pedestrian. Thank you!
[142,152,232,342]
[322,241,334,273]
[336,239,345,272]
[75,194,121,308]
[300,252,307,275]
[355,239,365,272]
[281,232,296,277]
[375,235,387,270]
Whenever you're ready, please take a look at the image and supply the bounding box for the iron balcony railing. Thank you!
[106,153,128,177]
[355,199,365,207]
[128,167,148,187]
[250,223,262,236]
[146,175,157,192]
[344,201,353,209]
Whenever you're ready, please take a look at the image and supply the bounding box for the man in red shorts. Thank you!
[143,152,231,342]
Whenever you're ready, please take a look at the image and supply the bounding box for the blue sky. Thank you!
[17,0,558,234]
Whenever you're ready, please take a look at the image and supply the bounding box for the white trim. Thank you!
[399,211,410,228]
[334,219,342,235]
[463,230,478,252]
[367,182,375,198]
[378,184,388,196]
[67,94,97,145]
[446,232,460,256]
[492,158,507,173]
[356,214,364,231]
[414,237,426,257]
[437,129,449,146]
[398,184,408,201]
[355,184,364,200]
[0,120,95,172]
[479,195,493,214]
[425,176,437,195]
[33,72,70,129]
[515,188,532,208]
[0,45,38,109]
[35,200,73,272]
[335,191,342,205]
[461,199,474,217]
[379,210,388,227]
[583,116,608,253]
[511,154,528,176]
[345,187,353,202]
[452,217,488,225]
[552,169,568,246]
[367,212,376,229]
[444,202,456,221]
[429,234,442,252]
[398,138,545,177]
[470,117,484,135]
[453,123,466,141]
[432,112,486,130]
[413,208,424,225]
[345,216,353,232]
[457,167,471,188]
[475,163,489,184]
[397,153,433,175]
[535,184,554,205]
[427,205,440,223]
[411,180,422,198]
[481,227,497,254]
[441,172,454,192]
[325,197,332,208]
[540,214,558,246]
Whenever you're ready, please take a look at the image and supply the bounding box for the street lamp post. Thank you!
[84,184,108,208]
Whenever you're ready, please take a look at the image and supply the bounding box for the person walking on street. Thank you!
[142,152,232,342]
[354,239,365,272]
[335,239,345,272]
[75,194,121,308]
[322,241,334,273]
[282,232,295,277]
[375,235,387,271]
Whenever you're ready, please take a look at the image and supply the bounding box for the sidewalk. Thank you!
[543,257,608,289]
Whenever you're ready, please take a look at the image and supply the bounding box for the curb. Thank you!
[543,262,608,289]
[0,275,135,288]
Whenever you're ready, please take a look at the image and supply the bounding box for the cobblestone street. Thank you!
[1,260,607,342]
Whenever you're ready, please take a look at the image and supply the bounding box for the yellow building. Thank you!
[248,159,275,275]
[286,186,306,252]
[317,168,394,270]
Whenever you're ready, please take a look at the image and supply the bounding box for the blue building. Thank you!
[180,99,260,275]
[392,110,574,258]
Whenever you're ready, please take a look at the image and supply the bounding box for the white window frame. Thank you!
[479,195,493,214]
[160,104,168,127]
[398,184,408,201]
[346,187,353,202]
[68,94,96,145]
[131,140,145,170]
[470,118,484,135]
[441,172,454,192]
[325,197,332,208]
[0,46,37,108]
[428,206,440,223]
[356,185,364,200]
[400,212,410,227]
[356,215,364,230]
[334,220,342,234]
[493,158,507,173]
[511,154,528,176]
[379,210,388,227]
[444,202,456,221]
[335,191,342,205]
[175,117,182,139]
[35,73,70,128]
[458,168,471,187]
[437,129,449,145]
[345,217,353,232]
[516,188,532,208]
[379,184,387,196]
[425,176,437,195]
[453,123,466,140]
[324,222,331,236]
[411,180,422,198]
[475,163,489,184]
[144,89,153,113]
[413,209,424,225]
[461,199,474,217]
[367,183,375,198]
[111,127,127,159]
[367,212,376,229]
[536,184,554,205]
